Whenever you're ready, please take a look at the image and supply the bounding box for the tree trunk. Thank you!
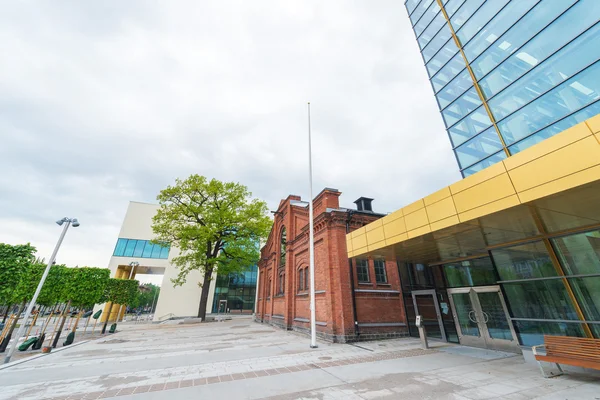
[52,300,71,348]
[101,303,115,334]
[197,268,213,321]
[2,304,11,323]
[0,301,26,352]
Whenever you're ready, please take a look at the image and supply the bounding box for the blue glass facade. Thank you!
[113,238,170,259]
[406,0,600,176]
[211,265,258,313]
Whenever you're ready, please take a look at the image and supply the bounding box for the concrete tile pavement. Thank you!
[0,316,598,399]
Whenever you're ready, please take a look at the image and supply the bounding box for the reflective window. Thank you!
[492,241,557,281]
[498,60,600,145]
[437,69,472,108]
[211,264,258,313]
[113,238,170,259]
[462,150,506,176]
[502,280,579,320]
[569,277,600,321]
[418,12,447,49]
[464,0,540,62]
[553,230,600,276]
[442,87,481,128]
[481,2,600,100]
[410,0,435,27]
[456,0,509,45]
[448,106,491,146]
[449,0,485,33]
[490,23,600,120]
[426,39,459,77]
[356,259,370,283]
[443,257,496,287]
[406,0,422,15]
[513,320,586,347]
[444,0,467,19]
[374,259,388,284]
[470,1,576,78]
[422,24,453,64]
[432,52,465,92]
[413,1,439,38]
[455,126,503,169]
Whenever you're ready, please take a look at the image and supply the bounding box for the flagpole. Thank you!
[307,102,317,348]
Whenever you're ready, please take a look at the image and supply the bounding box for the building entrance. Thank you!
[411,290,446,341]
[447,286,519,353]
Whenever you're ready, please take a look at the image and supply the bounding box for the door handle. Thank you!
[482,311,489,324]
[468,310,478,323]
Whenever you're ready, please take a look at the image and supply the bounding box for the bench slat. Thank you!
[535,354,600,370]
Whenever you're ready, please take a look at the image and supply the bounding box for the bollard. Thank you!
[415,315,428,350]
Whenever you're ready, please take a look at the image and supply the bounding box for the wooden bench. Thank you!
[532,335,600,378]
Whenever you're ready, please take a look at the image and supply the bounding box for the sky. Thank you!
[0,1,460,284]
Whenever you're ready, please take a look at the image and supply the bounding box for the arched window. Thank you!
[298,268,304,291]
[280,227,287,268]
[304,267,309,290]
[278,270,285,295]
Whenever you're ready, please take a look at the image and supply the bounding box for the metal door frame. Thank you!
[447,285,519,352]
[411,289,447,342]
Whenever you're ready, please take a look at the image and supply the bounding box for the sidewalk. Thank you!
[0,317,598,399]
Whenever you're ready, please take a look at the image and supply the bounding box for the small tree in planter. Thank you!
[101,279,138,334]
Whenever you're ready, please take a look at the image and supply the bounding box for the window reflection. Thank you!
[513,320,586,346]
[461,151,506,176]
[113,238,170,259]
[553,230,600,276]
[491,241,557,281]
[443,257,496,287]
[503,280,578,320]
[454,126,502,169]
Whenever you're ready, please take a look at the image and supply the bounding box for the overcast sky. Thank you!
[0,1,460,283]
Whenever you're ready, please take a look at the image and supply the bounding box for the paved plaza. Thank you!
[0,316,598,399]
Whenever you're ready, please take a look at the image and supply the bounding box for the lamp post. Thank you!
[307,102,317,349]
[3,217,80,364]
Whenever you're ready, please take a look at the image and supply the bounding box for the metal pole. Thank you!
[4,221,71,364]
[308,102,317,349]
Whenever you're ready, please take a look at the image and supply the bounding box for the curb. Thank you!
[0,339,91,370]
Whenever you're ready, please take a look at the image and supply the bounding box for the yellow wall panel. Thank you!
[352,234,367,250]
[402,198,425,215]
[425,196,457,223]
[350,226,366,238]
[504,122,592,171]
[365,219,383,232]
[385,232,408,246]
[366,226,385,244]
[450,161,506,195]
[346,236,353,252]
[586,113,600,134]
[380,209,404,225]
[453,174,516,213]
[383,217,407,238]
[458,194,520,223]
[367,240,386,252]
[404,208,429,231]
[430,215,460,232]
[518,164,600,203]
[424,186,451,206]
[407,225,431,239]
[595,132,600,146]
[509,136,600,192]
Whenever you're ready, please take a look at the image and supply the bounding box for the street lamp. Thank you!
[3,217,80,364]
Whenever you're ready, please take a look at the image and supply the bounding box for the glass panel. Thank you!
[464,0,540,62]
[357,259,370,283]
[410,0,435,27]
[477,292,512,340]
[444,0,466,19]
[462,150,506,177]
[413,1,439,38]
[569,277,600,321]
[406,0,421,15]
[142,242,154,258]
[113,238,127,256]
[491,241,557,281]
[426,39,459,77]
[123,239,136,257]
[442,87,480,127]
[502,280,579,320]
[133,240,146,257]
[422,24,453,64]
[513,320,586,346]
[456,0,509,45]
[553,230,600,276]
[447,106,492,146]
[159,245,170,259]
[449,0,485,33]
[455,126,503,169]
[470,1,577,79]
[482,3,600,101]
[418,12,446,50]
[509,100,600,154]
[432,53,465,92]
[452,292,480,336]
[151,244,162,258]
[415,294,442,339]
[437,69,472,109]
[444,258,497,288]
[374,260,387,283]
[498,60,600,145]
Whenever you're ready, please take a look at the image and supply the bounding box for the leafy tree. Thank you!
[131,284,160,312]
[101,278,139,333]
[152,175,270,321]
[66,267,110,309]
[0,243,36,310]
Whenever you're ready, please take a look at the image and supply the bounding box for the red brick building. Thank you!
[255,188,408,342]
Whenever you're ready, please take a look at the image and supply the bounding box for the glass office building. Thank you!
[211,265,258,313]
[407,0,600,177]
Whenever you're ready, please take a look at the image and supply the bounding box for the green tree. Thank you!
[101,278,139,334]
[0,243,36,316]
[152,175,270,321]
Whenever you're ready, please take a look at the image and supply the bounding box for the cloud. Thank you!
[0,0,460,272]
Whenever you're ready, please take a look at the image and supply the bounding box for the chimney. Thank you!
[354,197,374,212]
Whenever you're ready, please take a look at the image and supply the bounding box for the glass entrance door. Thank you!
[447,286,519,352]
[412,290,446,341]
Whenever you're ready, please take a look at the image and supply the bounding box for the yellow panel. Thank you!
[380,209,404,225]
[346,236,353,252]
[509,136,600,192]
[352,246,368,256]
[450,161,506,195]
[366,226,385,244]
[350,226,366,238]
[365,219,383,232]
[383,217,407,238]
[385,232,408,246]
[595,131,600,145]
[424,186,451,206]
[407,224,432,239]
[586,113,600,134]
[504,122,592,171]
[458,194,520,223]
[402,198,425,215]
[425,196,457,223]
[352,234,367,250]
[453,174,516,213]
[368,240,386,252]
[404,208,429,231]
[518,164,600,203]
[430,215,460,232]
